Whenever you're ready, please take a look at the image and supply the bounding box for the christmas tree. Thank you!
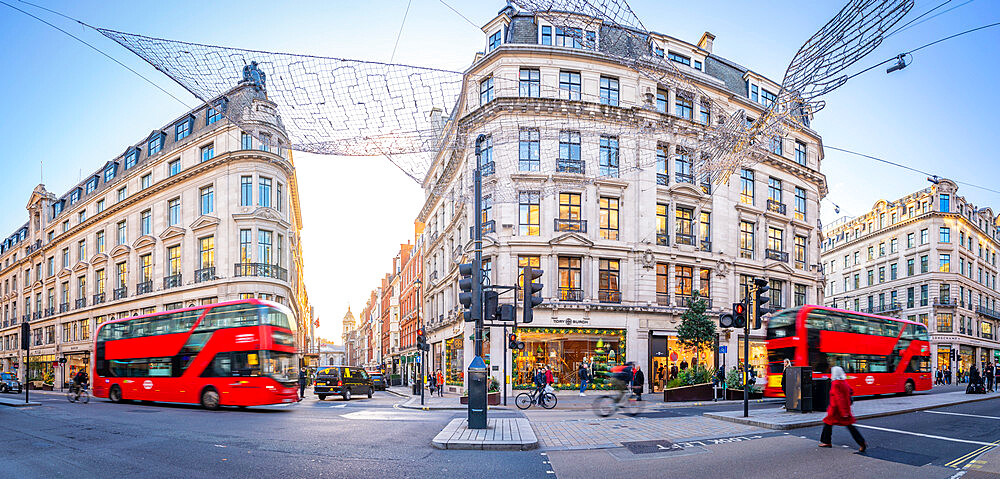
[591,338,612,386]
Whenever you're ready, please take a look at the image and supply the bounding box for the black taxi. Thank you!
[314,366,374,400]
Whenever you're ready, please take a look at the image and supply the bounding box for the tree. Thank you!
[677,291,716,353]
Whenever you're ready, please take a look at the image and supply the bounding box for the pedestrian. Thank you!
[680,359,689,371]
[436,369,444,397]
[781,358,792,397]
[578,363,589,397]
[935,368,943,386]
[994,366,1000,393]
[670,364,678,380]
[946,368,952,385]
[298,366,308,401]
[987,363,995,392]
[544,365,554,387]
[818,366,866,452]
[533,367,547,398]
[632,364,645,401]
[428,371,436,395]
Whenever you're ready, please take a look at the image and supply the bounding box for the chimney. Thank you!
[698,32,715,54]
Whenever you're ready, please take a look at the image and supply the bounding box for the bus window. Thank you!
[262,307,293,331]
[767,347,795,373]
[202,353,232,377]
[767,310,798,339]
[882,320,901,338]
[197,304,259,331]
[906,357,930,373]
[231,352,261,377]
[845,316,868,335]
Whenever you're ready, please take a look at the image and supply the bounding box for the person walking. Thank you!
[946,367,952,385]
[632,364,645,401]
[578,363,589,397]
[819,366,866,452]
[436,369,445,397]
[544,365,554,387]
[994,366,1000,393]
[298,367,308,401]
[987,363,995,392]
[935,368,943,386]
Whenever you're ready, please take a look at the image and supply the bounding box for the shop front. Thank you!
[960,346,975,377]
[982,349,993,368]
[27,354,56,390]
[648,333,716,393]
[738,340,768,386]
[512,327,625,390]
[62,352,91,388]
[937,345,952,374]
[444,335,464,386]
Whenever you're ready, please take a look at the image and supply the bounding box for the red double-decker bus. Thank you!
[765,305,932,397]
[92,299,299,409]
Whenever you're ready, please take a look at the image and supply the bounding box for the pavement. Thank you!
[706,389,1000,429]
[432,417,538,450]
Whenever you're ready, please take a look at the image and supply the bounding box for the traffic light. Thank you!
[719,312,734,328]
[417,328,429,351]
[522,266,544,324]
[459,262,481,322]
[484,290,499,322]
[508,332,524,350]
[20,322,29,350]
[753,278,770,329]
[733,301,747,329]
[496,304,515,322]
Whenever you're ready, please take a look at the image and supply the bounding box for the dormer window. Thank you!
[175,116,194,141]
[104,164,117,183]
[124,147,140,169]
[69,189,80,205]
[148,132,165,156]
[206,98,226,125]
[51,200,64,219]
[750,84,759,102]
[694,60,703,70]
[668,52,691,67]
[541,25,552,45]
[653,45,664,57]
[488,30,502,52]
[761,89,777,108]
[86,176,99,194]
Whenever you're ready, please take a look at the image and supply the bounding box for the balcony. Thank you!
[32,312,41,320]
[656,293,670,306]
[934,297,957,307]
[676,233,695,246]
[481,161,495,177]
[675,172,694,184]
[656,173,669,186]
[554,218,587,233]
[556,159,585,174]
[93,293,105,305]
[136,280,153,295]
[767,199,787,215]
[558,288,584,302]
[75,298,86,309]
[164,274,183,289]
[195,267,216,283]
[598,290,621,303]
[23,314,30,322]
[234,263,288,281]
[766,249,789,262]
[656,233,669,246]
[59,302,69,313]
[113,287,127,300]
[864,303,902,315]
[470,220,495,237]
[700,239,712,252]
[977,306,1000,321]
[44,307,54,317]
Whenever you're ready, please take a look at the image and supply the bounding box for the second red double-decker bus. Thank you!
[92,299,299,409]
[765,305,932,397]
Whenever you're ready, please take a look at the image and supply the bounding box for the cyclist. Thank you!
[532,367,547,399]
[72,370,89,398]
[609,362,636,402]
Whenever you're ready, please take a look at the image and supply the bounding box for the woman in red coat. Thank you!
[819,366,867,452]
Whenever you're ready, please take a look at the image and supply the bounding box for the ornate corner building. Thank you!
[821,178,1000,375]
[417,5,828,393]
[0,75,312,387]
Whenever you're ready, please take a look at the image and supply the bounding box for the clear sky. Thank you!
[1,0,998,343]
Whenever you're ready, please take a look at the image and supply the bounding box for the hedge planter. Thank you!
[663,382,715,402]
[460,392,501,405]
[725,388,764,400]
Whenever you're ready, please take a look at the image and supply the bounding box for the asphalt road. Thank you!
[0,390,551,479]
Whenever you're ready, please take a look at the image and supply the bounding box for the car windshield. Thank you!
[260,350,298,385]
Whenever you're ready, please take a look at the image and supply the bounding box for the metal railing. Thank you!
[863,303,901,314]
[558,288,584,301]
[93,293,105,305]
[656,173,669,186]
[59,302,69,313]
[766,249,789,262]
[470,220,495,237]
[163,274,182,289]
[675,172,694,184]
[234,263,288,281]
[656,233,669,246]
[113,287,127,300]
[481,161,495,176]
[75,298,86,309]
[700,239,712,252]
[676,233,695,246]
[934,297,957,307]
[977,306,1000,321]
[554,218,587,233]
[44,307,54,317]
[598,290,621,303]
[136,280,153,295]
[194,267,216,283]
[767,199,787,215]
[556,159,585,174]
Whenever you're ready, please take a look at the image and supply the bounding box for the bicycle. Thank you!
[592,387,643,417]
[515,387,557,410]
[67,383,90,404]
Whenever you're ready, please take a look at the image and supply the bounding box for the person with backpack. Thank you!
[578,363,589,397]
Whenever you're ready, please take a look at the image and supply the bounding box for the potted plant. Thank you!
[460,377,502,405]
[663,293,717,402]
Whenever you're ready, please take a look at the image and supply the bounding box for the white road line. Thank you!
[926,410,1000,420]
[853,424,994,446]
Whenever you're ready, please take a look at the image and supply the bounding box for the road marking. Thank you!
[854,425,994,446]
[945,439,1000,468]
[927,411,1000,420]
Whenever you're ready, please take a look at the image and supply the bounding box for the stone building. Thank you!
[821,178,1000,375]
[417,5,827,394]
[0,76,311,388]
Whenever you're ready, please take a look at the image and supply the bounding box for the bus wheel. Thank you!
[904,380,915,395]
[201,388,221,410]
[109,385,124,403]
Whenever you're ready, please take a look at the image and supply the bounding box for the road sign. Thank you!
[719,346,728,354]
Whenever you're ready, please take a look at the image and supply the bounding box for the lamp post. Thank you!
[415,278,424,406]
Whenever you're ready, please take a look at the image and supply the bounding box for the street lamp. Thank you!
[415,278,424,406]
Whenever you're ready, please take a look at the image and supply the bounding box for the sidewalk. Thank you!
[705,390,1000,430]
[389,385,513,410]
[432,418,538,450]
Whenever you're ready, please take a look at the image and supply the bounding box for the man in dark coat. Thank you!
[632,365,645,401]
[298,367,308,401]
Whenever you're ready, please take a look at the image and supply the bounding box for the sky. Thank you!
[1,0,998,343]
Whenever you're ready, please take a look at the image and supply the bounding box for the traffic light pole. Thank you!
[744,286,752,418]
[468,134,487,429]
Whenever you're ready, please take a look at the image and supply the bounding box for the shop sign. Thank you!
[552,318,590,326]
